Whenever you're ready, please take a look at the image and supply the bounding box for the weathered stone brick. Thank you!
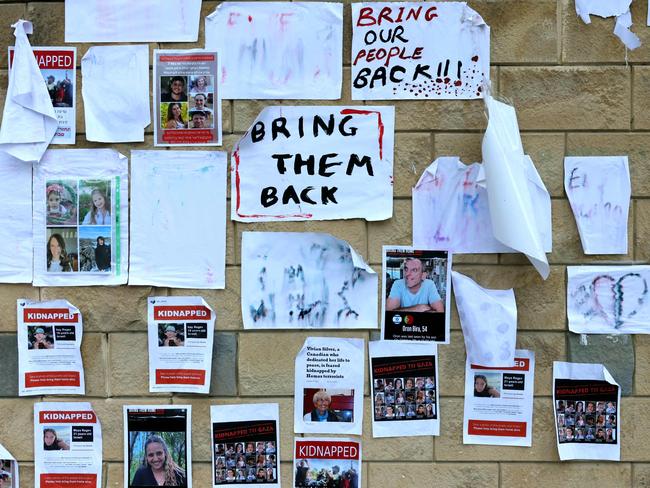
[635,335,650,395]
[501,462,631,487]
[210,332,238,396]
[0,334,17,396]
[0,286,39,332]
[367,199,411,264]
[0,398,35,459]
[81,332,107,397]
[393,132,433,198]
[368,461,498,487]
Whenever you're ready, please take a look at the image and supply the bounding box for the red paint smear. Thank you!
[227,12,241,26]
[454,80,462,86]
[248,15,253,22]
[471,55,479,62]
[339,108,385,160]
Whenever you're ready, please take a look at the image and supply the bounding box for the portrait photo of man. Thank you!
[385,257,444,313]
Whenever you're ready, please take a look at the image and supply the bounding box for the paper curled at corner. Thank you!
[0,442,19,486]
[564,156,631,255]
[568,265,650,334]
[575,0,640,50]
[0,20,57,163]
[241,232,377,329]
[82,45,150,143]
[452,271,517,368]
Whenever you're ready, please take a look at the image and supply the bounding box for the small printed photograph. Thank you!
[161,76,188,103]
[128,431,188,487]
[46,180,77,226]
[188,75,213,95]
[302,388,354,423]
[294,458,360,488]
[79,180,111,226]
[0,459,15,488]
[27,325,54,350]
[43,426,71,451]
[47,227,78,273]
[78,226,111,272]
[188,108,212,129]
[158,323,185,347]
[42,69,73,108]
[162,102,189,129]
[473,373,501,398]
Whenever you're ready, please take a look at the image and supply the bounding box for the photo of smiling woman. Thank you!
[131,435,187,487]
[47,230,77,272]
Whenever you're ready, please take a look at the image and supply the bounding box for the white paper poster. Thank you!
[241,232,377,330]
[205,2,343,100]
[575,0,640,49]
[18,299,85,396]
[381,247,451,343]
[154,50,222,147]
[568,265,650,334]
[9,46,76,144]
[65,0,202,43]
[124,405,192,488]
[564,156,630,255]
[293,438,361,488]
[351,2,490,100]
[33,149,129,286]
[294,337,364,435]
[0,157,32,283]
[81,45,150,143]
[369,341,439,437]
[413,156,552,255]
[553,362,620,461]
[232,106,395,222]
[34,402,102,488]
[463,350,535,447]
[211,403,281,486]
[452,271,517,368]
[148,296,215,394]
[0,21,57,163]
[129,150,227,289]
[0,443,19,488]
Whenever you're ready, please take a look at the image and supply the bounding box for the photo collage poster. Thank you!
[211,403,280,486]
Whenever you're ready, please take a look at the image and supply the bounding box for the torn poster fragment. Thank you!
[575,0,640,50]
[0,442,18,488]
[0,21,57,163]
[351,2,490,100]
[452,271,517,368]
[232,106,394,222]
[241,232,377,329]
[564,156,630,255]
[568,265,650,334]
[412,156,551,255]
[205,2,343,100]
[65,0,202,43]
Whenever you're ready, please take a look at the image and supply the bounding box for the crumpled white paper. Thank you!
[575,0,640,50]
[452,271,517,368]
[81,45,150,142]
[0,20,57,163]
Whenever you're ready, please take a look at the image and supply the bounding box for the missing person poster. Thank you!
[124,405,192,488]
[294,337,364,435]
[463,350,535,447]
[293,438,361,488]
[34,402,102,488]
[381,247,451,343]
[553,362,620,461]
[369,340,439,437]
[154,50,222,147]
[0,443,18,488]
[148,296,215,394]
[18,299,85,396]
[211,403,280,486]
[9,46,76,144]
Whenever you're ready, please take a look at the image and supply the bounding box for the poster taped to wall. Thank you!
[211,403,281,486]
[33,149,129,287]
[18,299,85,396]
[205,2,343,100]
[564,156,630,255]
[65,0,202,43]
[124,405,192,487]
[34,402,102,488]
[463,350,535,447]
[9,46,76,144]
[381,246,451,343]
[293,438,361,488]
[154,50,222,147]
[369,340,439,437]
[241,232,377,330]
[232,106,395,222]
[148,296,215,394]
[575,0,640,50]
[129,151,227,289]
[351,2,490,100]
[567,265,650,334]
[0,443,19,488]
[294,337,365,435]
[553,362,620,461]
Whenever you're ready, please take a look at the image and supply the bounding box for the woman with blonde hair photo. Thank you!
[131,434,187,486]
[82,188,110,225]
